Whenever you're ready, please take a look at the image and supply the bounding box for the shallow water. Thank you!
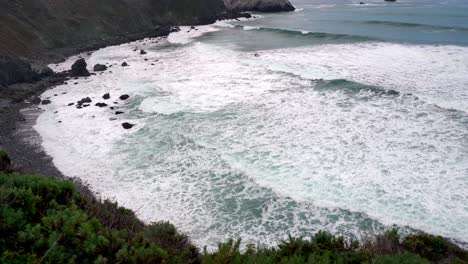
[36,0,468,248]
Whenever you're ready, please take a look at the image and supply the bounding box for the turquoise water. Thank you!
[38,0,468,249]
[232,0,468,46]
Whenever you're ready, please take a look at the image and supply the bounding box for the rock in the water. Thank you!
[224,0,295,12]
[140,50,147,55]
[31,97,42,104]
[41,99,51,105]
[71,58,90,77]
[95,102,108,107]
[93,64,107,72]
[119,94,129,100]
[68,103,74,106]
[102,93,110,100]
[115,111,124,115]
[122,122,134,129]
[77,97,92,105]
[121,62,129,67]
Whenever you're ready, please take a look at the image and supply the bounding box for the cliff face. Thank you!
[224,0,295,12]
[0,0,228,59]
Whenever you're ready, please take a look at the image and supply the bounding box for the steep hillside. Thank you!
[224,0,295,12]
[0,0,229,60]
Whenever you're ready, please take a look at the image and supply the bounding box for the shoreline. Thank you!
[0,27,178,196]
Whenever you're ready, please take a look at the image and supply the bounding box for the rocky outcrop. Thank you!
[71,59,90,77]
[224,0,295,12]
[0,56,39,87]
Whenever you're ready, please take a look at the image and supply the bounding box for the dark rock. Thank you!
[41,99,51,105]
[386,89,400,96]
[122,122,134,129]
[95,102,108,107]
[71,58,90,77]
[77,97,92,105]
[93,64,107,72]
[103,93,110,99]
[170,26,181,32]
[0,56,40,86]
[144,58,149,61]
[0,151,12,172]
[31,97,42,104]
[119,94,130,100]
[121,62,129,67]
[140,50,147,55]
[68,103,74,106]
[31,64,54,77]
[83,104,90,107]
[115,111,124,115]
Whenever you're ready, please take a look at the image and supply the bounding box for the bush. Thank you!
[0,173,198,264]
[1,172,467,264]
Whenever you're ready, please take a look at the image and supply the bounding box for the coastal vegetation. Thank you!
[1,151,466,264]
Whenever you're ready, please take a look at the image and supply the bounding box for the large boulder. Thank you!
[224,0,295,12]
[71,58,90,77]
[0,56,39,86]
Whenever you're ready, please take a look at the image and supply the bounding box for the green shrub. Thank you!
[1,172,467,264]
[0,173,196,264]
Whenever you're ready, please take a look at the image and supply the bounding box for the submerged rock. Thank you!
[41,99,51,105]
[122,122,134,129]
[140,50,147,55]
[71,58,90,77]
[77,97,92,105]
[95,102,108,107]
[93,64,107,72]
[119,94,129,100]
[224,0,295,12]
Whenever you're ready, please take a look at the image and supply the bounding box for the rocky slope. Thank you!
[224,0,295,12]
[0,0,230,60]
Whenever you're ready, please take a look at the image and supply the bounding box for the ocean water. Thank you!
[35,0,468,248]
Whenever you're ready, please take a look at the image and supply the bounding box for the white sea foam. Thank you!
[256,42,468,113]
[167,25,219,44]
[37,28,468,248]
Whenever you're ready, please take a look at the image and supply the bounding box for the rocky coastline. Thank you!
[0,0,250,181]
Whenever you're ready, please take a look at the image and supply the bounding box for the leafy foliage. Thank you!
[0,173,197,264]
[1,172,467,264]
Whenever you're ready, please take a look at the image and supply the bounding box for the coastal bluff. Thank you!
[0,0,229,60]
[224,0,295,12]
